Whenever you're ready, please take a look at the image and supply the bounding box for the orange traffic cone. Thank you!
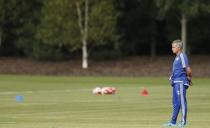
[140,88,149,96]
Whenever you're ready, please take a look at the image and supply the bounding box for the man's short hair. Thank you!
[172,40,183,49]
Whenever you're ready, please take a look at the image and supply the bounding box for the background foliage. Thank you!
[0,0,210,60]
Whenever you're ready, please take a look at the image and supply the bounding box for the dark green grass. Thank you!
[0,75,209,128]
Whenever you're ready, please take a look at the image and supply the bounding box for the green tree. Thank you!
[37,0,119,68]
[15,0,43,57]
[0,0,4,47]
[0,0,23,55]
[156,0,210,54]
[0,0,43,56]
[142,0,168,58]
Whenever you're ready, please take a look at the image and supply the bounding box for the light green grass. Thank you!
[0,75,209,128]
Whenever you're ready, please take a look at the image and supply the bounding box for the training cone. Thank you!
[15,95,24,102]
[140,88,149,96]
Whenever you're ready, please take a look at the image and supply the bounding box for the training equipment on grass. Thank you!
[140,88,149,96]
[92,87,116,95]
[15,95,24,102]
[92,87,102,95]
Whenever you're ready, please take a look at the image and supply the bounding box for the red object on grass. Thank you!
[141,88,149,96]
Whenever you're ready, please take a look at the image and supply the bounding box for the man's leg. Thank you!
[180,84,187,125]
[171,84,181,124]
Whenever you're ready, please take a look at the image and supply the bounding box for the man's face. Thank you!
[172,43,180,54]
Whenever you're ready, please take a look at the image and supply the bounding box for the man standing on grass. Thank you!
[167,40,192,127]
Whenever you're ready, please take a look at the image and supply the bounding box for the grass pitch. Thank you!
[0,75,209,128]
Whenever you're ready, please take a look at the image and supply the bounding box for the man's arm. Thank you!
[186,67,192,86]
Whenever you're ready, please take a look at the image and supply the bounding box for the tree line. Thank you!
[0,0,210,68]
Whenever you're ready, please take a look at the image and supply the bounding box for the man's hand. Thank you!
[169,76,172,81]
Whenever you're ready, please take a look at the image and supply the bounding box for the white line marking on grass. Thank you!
[0,122,16,124]
[0,89,90,95]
